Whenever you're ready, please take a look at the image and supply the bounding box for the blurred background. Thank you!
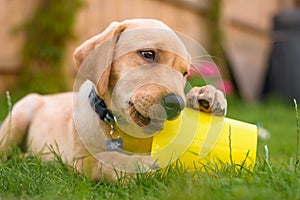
[2,0,300,168]
[0,0,300,102]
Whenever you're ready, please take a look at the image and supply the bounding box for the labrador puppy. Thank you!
[0,19,226,181]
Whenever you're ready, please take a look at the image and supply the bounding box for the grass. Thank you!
[0,93,300,199]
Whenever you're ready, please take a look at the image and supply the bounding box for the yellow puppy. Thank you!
[0,19,226,181]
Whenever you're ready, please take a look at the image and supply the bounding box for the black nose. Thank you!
[161,94,185,120]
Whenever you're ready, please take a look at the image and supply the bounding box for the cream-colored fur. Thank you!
[0,19,227,182]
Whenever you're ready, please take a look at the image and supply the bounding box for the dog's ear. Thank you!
[73,21,127,97]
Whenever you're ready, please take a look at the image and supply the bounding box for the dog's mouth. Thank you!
[128,101,165,133]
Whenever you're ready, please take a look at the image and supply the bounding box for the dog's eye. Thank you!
[183,71,188,77]
[139,50,156,62]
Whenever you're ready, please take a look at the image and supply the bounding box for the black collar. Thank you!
[88,87,115,124]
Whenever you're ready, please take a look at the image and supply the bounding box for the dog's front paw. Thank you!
[186,85,227,116]
[129,154,159,172]
[98,151,158,171]
[95,151,158,181]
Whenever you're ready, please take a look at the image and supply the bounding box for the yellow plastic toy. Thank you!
[151,108,257,171]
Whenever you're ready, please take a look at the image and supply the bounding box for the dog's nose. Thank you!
[161,94,185,120]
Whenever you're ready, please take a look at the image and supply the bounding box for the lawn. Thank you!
[0,93,299,199]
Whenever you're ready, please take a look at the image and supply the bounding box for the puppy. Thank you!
[0,19,226,181]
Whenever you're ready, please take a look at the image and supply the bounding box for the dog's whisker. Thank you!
[190,60,217,66]
[191,55,212,61]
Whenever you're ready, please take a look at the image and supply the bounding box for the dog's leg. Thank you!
[75,151,156,182]
[0,94,42,155]
[186,85,227,116]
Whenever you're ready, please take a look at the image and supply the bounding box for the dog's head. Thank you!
[74,19,190,136]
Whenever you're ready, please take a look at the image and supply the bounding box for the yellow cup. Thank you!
[151,108,257,171]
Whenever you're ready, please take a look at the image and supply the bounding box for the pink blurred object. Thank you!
[188,62,234,95]
[198,62,220,77]
[188,62,220,78]
[216,80,234,95]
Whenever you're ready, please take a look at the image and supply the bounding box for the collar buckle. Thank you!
[88,87,114,123]
[88,87,120,140]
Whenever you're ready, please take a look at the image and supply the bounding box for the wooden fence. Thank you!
[0,0,296,100]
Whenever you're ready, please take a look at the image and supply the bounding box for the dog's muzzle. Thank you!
[161,93,185,120]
